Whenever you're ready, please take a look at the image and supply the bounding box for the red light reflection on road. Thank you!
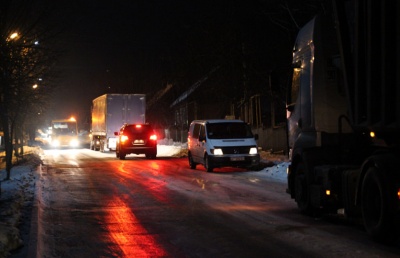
[104,196,167,257]
[113,162,171,204]
[149,161,160,171]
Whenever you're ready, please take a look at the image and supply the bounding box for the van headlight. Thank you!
[249,147,258,154]
[52,140,60,147]
[213,148,223,155]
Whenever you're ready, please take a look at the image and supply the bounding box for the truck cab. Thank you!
[286,1,400,243]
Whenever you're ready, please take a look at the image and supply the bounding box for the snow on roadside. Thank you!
[262,161,290,183]
[0,147,42,257]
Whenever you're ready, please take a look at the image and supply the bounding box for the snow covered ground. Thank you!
[0,144,289,256]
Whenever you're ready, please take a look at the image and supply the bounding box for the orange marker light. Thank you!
[326,190,331,196]
[398,188,400,200]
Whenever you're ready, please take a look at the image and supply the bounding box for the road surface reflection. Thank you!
[103,196,168,257]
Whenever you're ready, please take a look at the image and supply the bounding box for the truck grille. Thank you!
[216,146,253,154]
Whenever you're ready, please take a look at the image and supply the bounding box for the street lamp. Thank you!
[32,84,38,89]
[7,32,19,41]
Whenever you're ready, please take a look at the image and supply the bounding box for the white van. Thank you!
[187,119,260,172]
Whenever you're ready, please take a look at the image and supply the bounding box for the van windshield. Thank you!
[206,122,253,139]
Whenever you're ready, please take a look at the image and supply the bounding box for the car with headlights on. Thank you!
[114,124,157,160]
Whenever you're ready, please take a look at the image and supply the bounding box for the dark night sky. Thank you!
[43,0,324,127]
[49,1,206,123]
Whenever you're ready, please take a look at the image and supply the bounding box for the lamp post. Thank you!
[7,32,19,41]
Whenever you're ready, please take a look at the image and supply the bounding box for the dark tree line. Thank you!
[145,0,332,127]
[0,0,63,179]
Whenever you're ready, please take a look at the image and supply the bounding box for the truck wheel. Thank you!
[188,152,197,169]
[204,154,213,172]
[361,167,398,243]
[294,163,312,215]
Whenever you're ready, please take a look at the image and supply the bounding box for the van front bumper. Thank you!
[208,154,260,168]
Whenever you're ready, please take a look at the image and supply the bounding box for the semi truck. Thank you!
[90,94,146,151]
[286,0,400,242]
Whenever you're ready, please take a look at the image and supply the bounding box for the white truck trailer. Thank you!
[90,94,146,151]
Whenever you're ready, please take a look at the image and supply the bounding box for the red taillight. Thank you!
[120,135,129,143]
[149,134,157,141]
[135,124,142,128]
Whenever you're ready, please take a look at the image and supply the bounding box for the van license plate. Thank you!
[231,157,245,161]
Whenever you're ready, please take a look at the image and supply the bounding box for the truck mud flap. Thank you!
[342,169,361,217]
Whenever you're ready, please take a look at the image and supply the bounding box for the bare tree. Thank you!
[0,0,61,179]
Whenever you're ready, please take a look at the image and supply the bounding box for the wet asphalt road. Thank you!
[18,149,400,257]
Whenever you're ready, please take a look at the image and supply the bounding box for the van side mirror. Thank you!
[114,132,118,136]
[254,134,258,140]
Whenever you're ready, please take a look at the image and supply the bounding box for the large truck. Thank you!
[90,94,146,151]
[286,0,400,242]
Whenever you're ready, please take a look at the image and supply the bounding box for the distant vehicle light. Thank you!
[149,134,157,141]
[52,140,60,147]
[249,147,258,154]
[70,139,79,147]
[370,131,376,138]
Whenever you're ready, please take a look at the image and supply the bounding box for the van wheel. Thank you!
[204,155,213,172]
[119,150,126,160]
[188,152,197,169]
